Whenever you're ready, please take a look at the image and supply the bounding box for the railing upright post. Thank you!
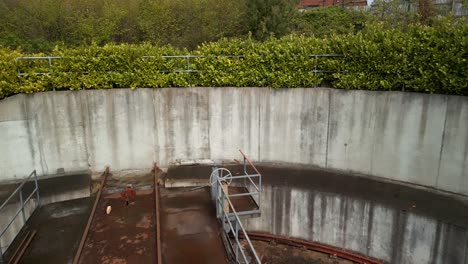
[235,220,239,261]
[19,188,26,224]
[217,183,221,219]
[48,57,55,91]
[314,55,318,88]
[0,240,4,262]
[34,170,40,207]
[259,173,262,209]
[221,185,225,216]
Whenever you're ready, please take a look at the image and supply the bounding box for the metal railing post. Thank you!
[314,55,318,88]
[19,189,26,224]
[0,240,4,262]
[34,170,40,207]
[235,220,239,261]
[48,57,55,91]
[0,170,40,261]
[259,173,262,209]
[221,187,225,216]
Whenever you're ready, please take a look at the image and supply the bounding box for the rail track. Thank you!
[73,166,161,264]
[244,232,384,264]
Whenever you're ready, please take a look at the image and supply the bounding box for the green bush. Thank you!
[1,19,467,99]
[330,19,468,94]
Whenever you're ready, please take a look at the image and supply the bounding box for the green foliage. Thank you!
[246,0,299,40]
[1,19,467,99]
[0,0,248,51]
[293,7,371,37]
[330,18,468,94]
[0,48,22,99]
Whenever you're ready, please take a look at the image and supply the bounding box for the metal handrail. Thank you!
[239,150,261,176]
[0,170,40,261]
[238,150,262,209]
[216,178,261,264]
[16,54,343,77]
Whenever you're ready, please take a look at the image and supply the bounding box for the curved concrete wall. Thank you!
[244,183,468,264]
[0,88,467,196]
[164,163,468,264]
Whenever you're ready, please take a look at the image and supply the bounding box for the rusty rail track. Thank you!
[72,166,109,264]
[154,163,162,264]
[10,230,36,264]
[244,232,384,264]
[7,230,37,264]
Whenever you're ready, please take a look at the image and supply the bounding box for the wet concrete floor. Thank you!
[4,197,93,264]
[78,189,157,264]
[159,187,229,264]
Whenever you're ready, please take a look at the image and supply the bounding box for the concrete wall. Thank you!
[243,184,468,264]
[0,88,467,195]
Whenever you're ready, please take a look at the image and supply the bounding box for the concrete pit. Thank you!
[1,162,466,264]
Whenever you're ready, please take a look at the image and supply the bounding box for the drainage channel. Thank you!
[73,166,160,264]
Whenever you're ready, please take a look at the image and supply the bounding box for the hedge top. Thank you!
[1,21,467,99]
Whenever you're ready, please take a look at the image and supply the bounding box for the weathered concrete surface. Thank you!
[209,87,263,161]
[260,88,329,166]
[5,197,93,264]
[241,164,468,264]
[0,173,90,254]
[369,93,447,187]
[163,163,468,264]
[437,96,468,194]
[84,89,156,172]
[159,187,229,264]
[327,90,377,174]
[153,88,210,166]
[0,88,467,197]
[0,95,36,179]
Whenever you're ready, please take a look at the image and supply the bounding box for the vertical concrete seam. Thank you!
[464,232,468,264]
[436,95,449,188]
[27,95,48,175]
[206,88,211,160]
[365,202,374,256]
[391,210,408,264]
[325,89,331,168]
[80,92,91,169]
[369,93,383,175]
[22,95,37,174]
[429,221,443,264]
[341,197,349,249]
[150,89,158,165]
[257,88,262,161]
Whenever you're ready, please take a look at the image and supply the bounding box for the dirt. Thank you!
[252,240,355,264]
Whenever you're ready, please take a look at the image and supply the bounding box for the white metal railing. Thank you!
[215,177,261,264]
[16,54,343,77]
[0,170,40,262]
[209,150,262,263]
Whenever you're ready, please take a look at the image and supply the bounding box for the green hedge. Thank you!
[1,19,467,99]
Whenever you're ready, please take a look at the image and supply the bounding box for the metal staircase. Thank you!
[210,150,262,264]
